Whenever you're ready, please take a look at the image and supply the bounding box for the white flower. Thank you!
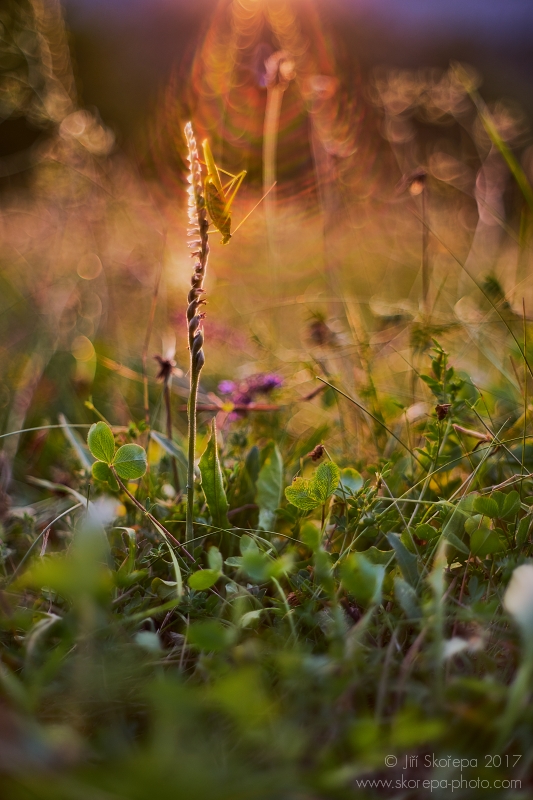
[88,496,122,526]
[503,564,533,636]
[444,635,484,659]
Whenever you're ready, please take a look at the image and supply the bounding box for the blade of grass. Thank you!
[316,376,425,467]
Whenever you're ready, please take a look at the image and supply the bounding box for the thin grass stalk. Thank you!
[184,122,209,542]
[163,376,180,495]
[522,300,528,488]
[141,245,164,427]
[421,187,429,314]
[263,52,294,306]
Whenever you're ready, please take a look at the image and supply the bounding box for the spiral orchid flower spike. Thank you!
[184,122,209,541]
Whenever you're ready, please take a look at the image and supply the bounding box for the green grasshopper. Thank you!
[201,140,277,245]
[202,139,247,245]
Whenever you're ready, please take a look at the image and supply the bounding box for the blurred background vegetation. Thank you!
[2,3,533,798]
[1,0,532,491]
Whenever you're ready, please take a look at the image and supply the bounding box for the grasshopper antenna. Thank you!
[231,182,277,238]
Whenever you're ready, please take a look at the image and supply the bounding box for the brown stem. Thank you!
[227,503,259,519]
[177,403,281,412]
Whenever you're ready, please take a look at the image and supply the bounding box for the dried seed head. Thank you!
[396,167,427,196]
[154,355,177,383]
[264,50,296,89]
[307,444,325,462]
[184,122,209,378]
[435,403,451,421]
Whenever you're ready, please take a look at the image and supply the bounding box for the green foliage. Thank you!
[188,569,220,590]
[335,467,364,497]
[199,419,230,529]
[394,576,421,620]
[187,620,235,652]
[473,495,499,519]
[6,347,533,800]
[113,444,148,480]
[300,520,322,551]
[285,460,340,510]
[386,533,419,587]
[340,552,384,607]
[87,422,147,481]
[256,441,283,530]
[285,477,320,510]
[91,460,119,490]
[87,421,115,464]
[470,526,505,557]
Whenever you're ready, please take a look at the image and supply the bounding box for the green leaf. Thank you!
[516,516,531,548]
[335,468,364,498]
[501,490,521,520]
[134,631,162,654]
[314,548,335,596]
[225,556,243,568]
[239,609,264,628]
[492,491,506,515]
[300,521,322,551]
[112,444,147,480]
[149,430,188,468]
[464,514,485,535]
[386,533,419,587]
[150,520,183,600]
[309,460,341,504]
[242,550,271,583]
[401,529,417,553]
[150,430,188,487]
[87,421,115,464]
[394,577,421,620]
[442,499,470,554]
[268,553,294,579]
[470,527,505,558]
[199,419,230,530]
[442,499,470,539]
[60,414,94,472]
[256,442,283,530]
[361,546,394,566]
[340,553,384,608]
[91,461,119,491]
[115,527,137,576]
[188,569,220,591]
[285,477,320,511]
[444,530,470,556]
[239,534,258,555]
[473,496,499,519]
[420,374,442,398]
[187,621,235,652]
[151,577,179,598]
[207,546,223,572]
[245,445,260,486]
[415,523,440,541]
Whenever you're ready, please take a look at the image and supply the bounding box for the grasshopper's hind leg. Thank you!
[221,170,247,214]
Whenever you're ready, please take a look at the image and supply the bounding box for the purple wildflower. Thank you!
[218,373,283,420]
[257,373,283,393]
[218,380,236,395]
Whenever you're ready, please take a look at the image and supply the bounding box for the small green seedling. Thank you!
[88,422,147,489]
